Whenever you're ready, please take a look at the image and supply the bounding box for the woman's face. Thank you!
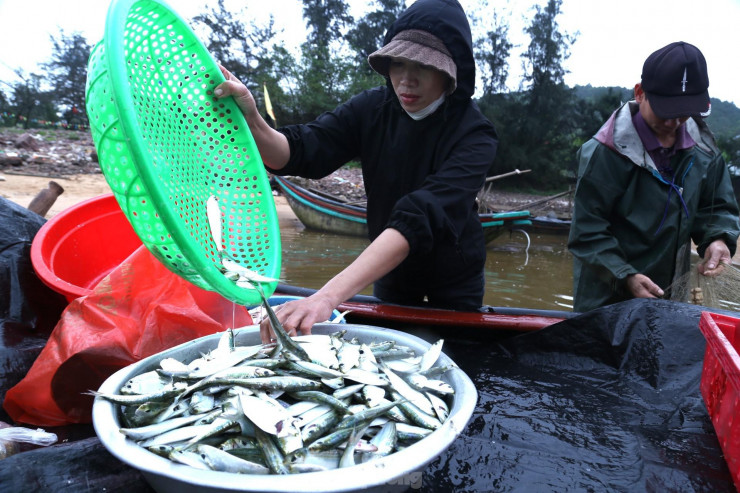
[388,58,448,113]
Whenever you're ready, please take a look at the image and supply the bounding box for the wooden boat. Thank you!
[273,175,532,244]
[525,214,571,235]
[275,283,576,333]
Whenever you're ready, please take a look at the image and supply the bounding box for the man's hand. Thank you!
[626,273,664,299]
[698,239,732,277]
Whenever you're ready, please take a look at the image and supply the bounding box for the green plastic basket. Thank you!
[85,0,280,305]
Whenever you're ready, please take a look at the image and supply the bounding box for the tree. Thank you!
[8,72,57,129]
[522,0,575,92]
[193,0,283,123]
[474,10,513,96]
[345,0,404,78]
[717,134,740,170]
[0,85,9,124]
[292,0,356,121]
[193,0,279,86]
[43,31,91,126]
[514,0,578,188]
[302,0,354,48]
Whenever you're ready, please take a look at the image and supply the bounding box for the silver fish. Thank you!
[120,411,216,442]
[196,444,271,474]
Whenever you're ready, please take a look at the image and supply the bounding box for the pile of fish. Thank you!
[91,321,456,475]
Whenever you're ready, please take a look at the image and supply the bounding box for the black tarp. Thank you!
[424,299,735,492]
[0,196,735,491]
[0,197,67,424]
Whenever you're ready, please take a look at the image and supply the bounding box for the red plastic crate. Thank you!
[699,311,740,490]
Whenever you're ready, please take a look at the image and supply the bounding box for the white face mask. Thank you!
[404,93,446,120]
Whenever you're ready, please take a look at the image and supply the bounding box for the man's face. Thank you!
[634,84,689,141]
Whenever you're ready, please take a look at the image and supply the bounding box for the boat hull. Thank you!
[273,176,532,243]
[275,283,575,333]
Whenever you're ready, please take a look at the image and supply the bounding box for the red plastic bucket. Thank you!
[31,193,143,302]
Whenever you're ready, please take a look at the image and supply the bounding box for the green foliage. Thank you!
[484,0,579,190]
[572,85,632,139]
[345,0,405,77]
[2,0,739,195]
[42,30,91,125]
[522,0,576,90]
[706,98,740,139]
[7,73,58,129]
[302,0,354,47]
[473,7,513,95]
[716,134,740,169]
[192,0,284,123]
[294,0,357,121]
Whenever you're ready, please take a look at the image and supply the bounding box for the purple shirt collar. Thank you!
[632,111,695,179]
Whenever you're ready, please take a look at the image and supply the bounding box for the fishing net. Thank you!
[667,261,740,312]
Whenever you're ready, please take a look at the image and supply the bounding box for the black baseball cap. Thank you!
[641,41,711,119]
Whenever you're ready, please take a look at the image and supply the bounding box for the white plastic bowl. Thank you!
[92,323,477,493]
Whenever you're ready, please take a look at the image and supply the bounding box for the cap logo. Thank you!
[681,67,687,92]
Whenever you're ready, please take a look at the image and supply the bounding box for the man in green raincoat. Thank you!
[568,41,740,313]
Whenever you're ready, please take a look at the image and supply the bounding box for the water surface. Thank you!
[278,227,574,311]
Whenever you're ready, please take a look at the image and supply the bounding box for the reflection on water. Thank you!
[279,226,575,311]
[278,224,739,313]
[485,230,574,311]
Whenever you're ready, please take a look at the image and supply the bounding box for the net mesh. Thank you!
[667,262,740,312]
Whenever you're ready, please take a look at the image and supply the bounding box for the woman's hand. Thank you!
[258,294,338,343]
[214,64,258,120]
[212,64,291,169]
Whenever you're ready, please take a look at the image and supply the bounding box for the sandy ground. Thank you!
[0,172,299,226]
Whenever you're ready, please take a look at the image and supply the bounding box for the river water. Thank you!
[277,227,575,312]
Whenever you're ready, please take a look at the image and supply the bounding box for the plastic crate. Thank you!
[698,311,740,490]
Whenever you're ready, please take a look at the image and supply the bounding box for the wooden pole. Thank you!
[502,188,574,213]
[27,181,65,217]
[485,169,531,183]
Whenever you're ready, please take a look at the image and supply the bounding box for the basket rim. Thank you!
[99,0,280,304]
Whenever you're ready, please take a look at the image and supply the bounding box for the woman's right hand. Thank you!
[214,64,257,119]
[258,294,338,343]
[212,64,291,170]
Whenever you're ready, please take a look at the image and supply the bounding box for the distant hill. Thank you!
[573,85,740,139]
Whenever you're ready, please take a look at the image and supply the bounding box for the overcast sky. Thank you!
[1,0,738,107]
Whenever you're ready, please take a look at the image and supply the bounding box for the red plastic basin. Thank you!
[31,193,142,302]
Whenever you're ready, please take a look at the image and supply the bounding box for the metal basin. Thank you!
[92,323,477,492]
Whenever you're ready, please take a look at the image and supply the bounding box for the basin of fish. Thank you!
[92,322,477,493]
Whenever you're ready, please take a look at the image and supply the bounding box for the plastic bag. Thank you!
[0,421,57,459]
[3,245,253,427]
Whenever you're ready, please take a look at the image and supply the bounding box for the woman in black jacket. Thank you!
[215,0,498,338]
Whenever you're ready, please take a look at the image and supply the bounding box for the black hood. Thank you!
[381,0,475,100]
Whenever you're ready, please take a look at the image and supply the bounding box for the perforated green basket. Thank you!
[85,0,280,305]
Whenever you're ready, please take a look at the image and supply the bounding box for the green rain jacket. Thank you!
[568,101,740,312]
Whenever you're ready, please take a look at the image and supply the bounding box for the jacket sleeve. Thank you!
[272,91,373,179]
[386,115,498,255]
[692,152,740,257]
[568,141,639,287]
